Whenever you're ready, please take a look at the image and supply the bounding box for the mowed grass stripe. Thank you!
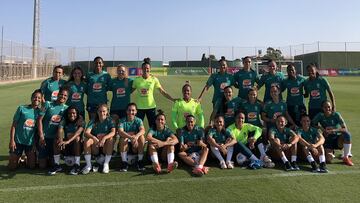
[1,170,359,193]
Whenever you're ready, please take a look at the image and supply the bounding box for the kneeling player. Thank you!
[207,115,236,169]
[146,110,179,174]
[268,116,300,171]
[298,114,328,173]
[82,104,115,174]
[118,103,146,171]
[49,106,85,175]
[178,115,209,176]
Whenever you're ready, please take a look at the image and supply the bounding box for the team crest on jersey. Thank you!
[248,112,257,119]
[317,83,320,88]
[311,90,320,97]
[52,90,59,97]
[290,87,300,94]
[243,79,251,86]
[72,93,81,100]
[93,83,102,91]
[50,115,61,125]
[140,88,149,96]
[24,119,35,128]
[117,88,125,96]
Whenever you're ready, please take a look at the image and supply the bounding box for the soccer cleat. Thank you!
[319,162,329,173]
[120,161,128,172]
[92,163,100,172]
[152,163,161,174]
[103,163,110,174]
[310,161,319,173]
[291,161,300,171]
[81,165,92,175]
[167,161,178,173]
[192,167,204,177]
[262,156,275,168]
[48,164,62,175]
[202,166,209,174]
[69,164,81,175]
[137,160,146,171]
[226,161,234,169]
[249,160,263,169]
[343,157,354,166]
[220,160,227,169]
[284,161,293,171]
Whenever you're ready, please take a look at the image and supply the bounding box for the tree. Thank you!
[262,47,284,60]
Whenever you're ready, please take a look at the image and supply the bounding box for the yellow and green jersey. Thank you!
[226,123,262,145]
[171,98,204,129]
[132,75,161,109]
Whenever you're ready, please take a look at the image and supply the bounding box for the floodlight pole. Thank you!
[32,0,40,79]
[1,26,3,64]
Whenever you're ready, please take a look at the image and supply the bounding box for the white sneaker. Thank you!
[226,161,234,169]
[103,163,109,174]
[81,165,92,175]
[220,160,227,169]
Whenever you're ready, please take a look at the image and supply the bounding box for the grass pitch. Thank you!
[0,76,359,202]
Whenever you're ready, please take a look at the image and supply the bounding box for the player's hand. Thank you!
[98,138,106,147]
[219,144,227,155]
[248,137,256,149]
[310,147,319,156]
[9,140,16,151]
[92,137,99,145]
[39,136,46,147]
[180,144,188,151]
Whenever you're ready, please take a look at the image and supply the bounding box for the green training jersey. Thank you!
[86,117,115,137]
[148,126,174,141]
[304,77,331,109]
[118,116,144,133]
[226,123,262,145]
[132,75,161,109]
[258,72,284,102]
[214,97,244,127]
[269,127,294,143]
[241,100,263,127]
[206,72,234,103]
[109,78,133,111]
[13,105,41,146]
[40,78,66,102]
[86,71,111,105]
[297,127,321,144]
[234,69,259,99]
[312,112,345,131]
[263,100,287,128]
[40,101,68,139]
[179,126,205,146]
[66,81,87,113]
[207,128,233,144]
[281,75,305,106]
[171,98,204,129]
[59,119,85,139]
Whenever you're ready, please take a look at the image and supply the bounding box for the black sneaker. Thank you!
[291,161,300,171]
[137,160,145,171]
[310,161,319,173]
[48,164,62,175]
[284,161,293,171]
[120,161,128,172]
[319,162,328,173]
[69,164,81,175]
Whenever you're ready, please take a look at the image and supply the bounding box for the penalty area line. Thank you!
[0,170,359,193]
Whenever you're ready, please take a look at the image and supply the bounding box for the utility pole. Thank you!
[32,0,40,78]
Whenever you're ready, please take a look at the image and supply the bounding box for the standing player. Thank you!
[198,56,234,107]
[258,59,285,102]
[8,89,42,170]
[40,65,66,102]
[37,87,69,169]
[234,56,259,99]
[82,104,116,174]
[109,64,133,122]
[268,116,300,171]
[312,101,353,166]
[86,56,111,120]
[297,114,328,173]
[66,66,87,118]
[209,86,244,128]
[207,115,236,169]
[146,110,179,174]
[304,63,336,119]
[171,82,204,132]
[118,103,146,171]
[132,57,176,128]
[49,106,85,175]
[178,115,209,176]
[281,64,306,125]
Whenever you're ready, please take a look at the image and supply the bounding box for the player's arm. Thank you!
[197,85,209,102]
[9,121,17,151]
[158,86,176,102]
[135,125,145,140]
[37,115,45,146]
[65,126,84,145]
[312,130,325,148]
[164,134,179,146]
[84,127,99,143]
[207,134,221,148]
[171,103,179,129]
[118,127,134,139]
[268,130,281,149]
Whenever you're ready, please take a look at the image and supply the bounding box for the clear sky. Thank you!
[1,0,360,61]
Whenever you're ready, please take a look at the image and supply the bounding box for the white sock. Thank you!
[75,156,80,165]
[281,155,288,163]
[138,154,144,161]
[291,155,297,162]
[104,155,112,165]
[54,154,60,165]
[211,147,225,162]
[226,146,234,162]
[319,155,326,163]
[343,144,352,157]
[167,152,175,163]
[257,143,266,159]
[84,154,92,167]
[121,152,127,162]
[150,153,159,163]
[249,154,259,161]
[306,155,315,163]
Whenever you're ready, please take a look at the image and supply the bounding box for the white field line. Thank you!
[0,170,359,193]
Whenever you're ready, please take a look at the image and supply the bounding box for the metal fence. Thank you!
[2,41,360,81]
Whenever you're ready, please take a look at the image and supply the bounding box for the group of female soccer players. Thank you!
[8,56,354,177]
